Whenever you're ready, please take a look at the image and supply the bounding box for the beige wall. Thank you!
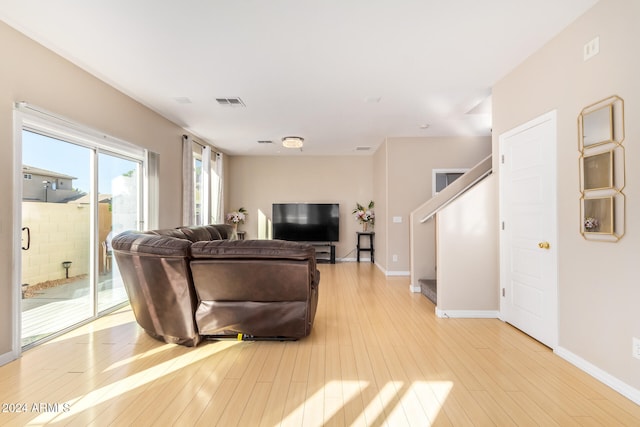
[436,176,499,313]
[492,0,640,391]
[384,136,492,276]
[0,22,194,360]
[226,155,374,259]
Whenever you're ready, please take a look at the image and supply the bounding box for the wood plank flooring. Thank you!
[1,262,639,426]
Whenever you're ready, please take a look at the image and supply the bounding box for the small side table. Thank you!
[236,231,246,240]
[356,232,375,263]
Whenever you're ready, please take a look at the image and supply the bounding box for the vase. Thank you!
[362,222,368,232]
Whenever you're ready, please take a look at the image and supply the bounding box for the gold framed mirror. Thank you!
[578,95,625,242]
[582,150,613,191]
[578,95,624,151]
[582,104,613,147]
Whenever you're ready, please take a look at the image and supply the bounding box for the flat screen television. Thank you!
[272,203,339,242]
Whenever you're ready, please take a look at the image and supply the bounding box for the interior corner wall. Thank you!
[373,140,388,271]
[0,22,191,362]
[225,155,374,260]
[385,137,492,277]
[492,0,640,391]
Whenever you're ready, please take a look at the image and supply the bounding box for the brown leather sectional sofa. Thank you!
[112,224,320,346]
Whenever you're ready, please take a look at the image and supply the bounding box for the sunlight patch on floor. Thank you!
[281,380,367,427]
[282,379,452,426]
[28,341,241,425]
[411,381,453,423]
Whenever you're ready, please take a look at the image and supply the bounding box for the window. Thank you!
[432,169,468,196]
[183,136,223,225]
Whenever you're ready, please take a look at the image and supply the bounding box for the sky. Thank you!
[22,130,138,195]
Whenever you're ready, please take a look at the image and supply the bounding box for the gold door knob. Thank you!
[538,241,550,249]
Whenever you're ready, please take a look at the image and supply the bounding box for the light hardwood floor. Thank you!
[1,262,639,426]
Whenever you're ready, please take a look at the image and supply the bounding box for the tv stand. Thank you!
[311,242,336,264]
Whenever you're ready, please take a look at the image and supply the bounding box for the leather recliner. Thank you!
[112,224,320,346]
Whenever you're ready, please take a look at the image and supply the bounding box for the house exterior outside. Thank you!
[22,165,82,203]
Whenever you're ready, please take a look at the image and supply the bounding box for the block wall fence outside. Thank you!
[21,202,92,286]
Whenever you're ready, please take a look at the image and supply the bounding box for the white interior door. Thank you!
[499,111,558,349]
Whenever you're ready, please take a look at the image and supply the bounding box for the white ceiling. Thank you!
[0,0,598,156]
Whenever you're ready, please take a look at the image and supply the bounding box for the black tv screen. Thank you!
[272,203,339,242]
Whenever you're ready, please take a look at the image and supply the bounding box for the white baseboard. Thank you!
[386,270,410,277]
[0,350,19,367]
[337,257,372,263]
[435,308,499,319]
[555,346,640,406]
[409,284,421,293]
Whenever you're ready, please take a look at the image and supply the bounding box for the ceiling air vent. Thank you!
[257,140,273,144]
[355,146,371,151]
[215,97,246,107]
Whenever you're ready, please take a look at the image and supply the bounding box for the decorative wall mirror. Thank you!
[579,95,624,150]
[582,150,613,191]
[578,95,625,242]
[582,104,613,147]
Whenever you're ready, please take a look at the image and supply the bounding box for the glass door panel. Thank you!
[21,130,93,347]
[97,152,141,313]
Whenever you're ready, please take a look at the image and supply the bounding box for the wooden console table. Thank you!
[356,231,375,263]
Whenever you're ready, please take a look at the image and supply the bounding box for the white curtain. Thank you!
[200,144,211,225]
[182,135,195,225]
[146,150,160,230]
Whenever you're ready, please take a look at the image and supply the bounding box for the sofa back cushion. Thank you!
[178,225,215,242]
[191,239,315,260]
[146,224,235,242]
[112,231,192,256]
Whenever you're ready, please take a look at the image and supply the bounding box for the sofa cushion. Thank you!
[191,239,315,260]
[177,225,216,242]
[148,228,189,240]
[112,231,192,257]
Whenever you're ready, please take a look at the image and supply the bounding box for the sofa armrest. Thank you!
[111,230,200,346]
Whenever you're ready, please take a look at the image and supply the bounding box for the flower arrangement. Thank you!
[226,207,247,225]
[353,200,375,230]
[584,216,599,231]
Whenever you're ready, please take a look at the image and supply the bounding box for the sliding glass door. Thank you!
[97,152,142,313]
[20,124,145,348]
[21,131,93,347]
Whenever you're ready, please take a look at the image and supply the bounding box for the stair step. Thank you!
[418,279,437,305]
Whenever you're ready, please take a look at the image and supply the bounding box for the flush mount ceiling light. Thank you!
[282,136,304,148]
